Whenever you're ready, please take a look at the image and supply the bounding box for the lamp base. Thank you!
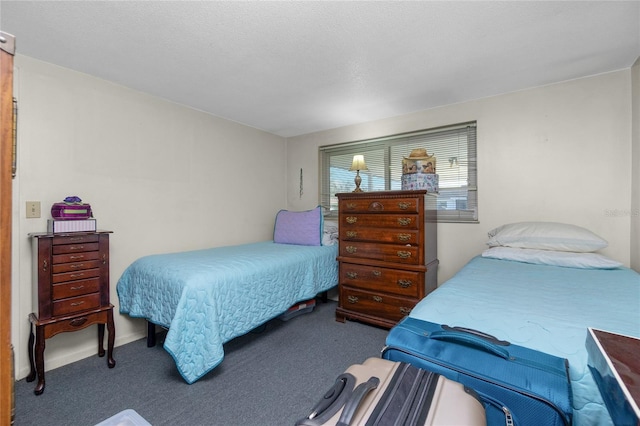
[353,171,363,192]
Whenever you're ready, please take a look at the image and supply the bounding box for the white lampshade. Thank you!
[349,155,368,171]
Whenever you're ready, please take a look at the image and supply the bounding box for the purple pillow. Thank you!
[273,206,323,246]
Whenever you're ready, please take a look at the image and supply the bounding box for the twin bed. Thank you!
[117,207,339,384]
[406,222,640,426]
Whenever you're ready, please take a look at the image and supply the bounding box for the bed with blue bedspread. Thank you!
[117,241,338,384]
[405,222,640,426]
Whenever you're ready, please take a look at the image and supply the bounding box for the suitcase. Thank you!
[296,357,486,426]
[382,317,573,426]
[51,196,92,220]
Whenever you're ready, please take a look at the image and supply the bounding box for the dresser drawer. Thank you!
[341,228,419,245]
[52,234,100,245]
[52,278,101,300]
[52,293,101,316]
[52,259,103,274]
[340,287,415,323]
[52,242,100,255]
[53,251,101,264]
[340,263,421,297]
[340,241,420,265]
[340,197,420,214]
[52,268,101,284]
[341,214,419,230]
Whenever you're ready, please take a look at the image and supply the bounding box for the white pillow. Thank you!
[323,220,338,235]
[322,232,337,246]
[482,247,623,269]
[322,219,339,246]
[487,222,607,253]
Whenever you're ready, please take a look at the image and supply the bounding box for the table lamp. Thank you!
[350,155,368,192]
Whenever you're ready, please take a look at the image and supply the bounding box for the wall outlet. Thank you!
[26,201,41,218]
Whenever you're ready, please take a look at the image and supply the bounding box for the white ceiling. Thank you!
[1,1,639,138]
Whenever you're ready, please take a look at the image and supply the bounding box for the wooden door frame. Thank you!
[1,31,16,425]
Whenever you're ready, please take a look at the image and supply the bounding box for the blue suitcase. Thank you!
[381,317,572,426]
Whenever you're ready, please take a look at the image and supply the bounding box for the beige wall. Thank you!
[631,57,640,271]
[287,70,635,283]
[11,55,287,379]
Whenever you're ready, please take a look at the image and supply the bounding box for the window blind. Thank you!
[319,122,477,222]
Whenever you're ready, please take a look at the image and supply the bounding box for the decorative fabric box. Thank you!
[402,157,436,174]
[48,218,97,233]
[401,173,439,192]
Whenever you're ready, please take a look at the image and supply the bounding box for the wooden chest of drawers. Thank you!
[27,231,115,394]
[33,232,110,319]
[336,190,438,328]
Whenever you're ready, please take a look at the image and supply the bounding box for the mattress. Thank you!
[117,241,338,383]
[408,256,640,426]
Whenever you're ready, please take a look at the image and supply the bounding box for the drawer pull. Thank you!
[346,216,358,224]
[369,202,384,211]
[372,296,383,303]
[345,231,358,238]
[346,202,357,210]
[347,296,359,304]
[69,255,84,260]
[398,279,413,288]
[68,237,84,242]
[70,263,85,269]
[396,251,412,259]
[69,317,88,327]
[70,301,85,307]
[399,307,412,315]
[371,270,381,277]
[397,218,412,226]
[69,285,85,291]
[397,202,411,210]
[69,273,85,279]
[345,246,357,254]
[346,271,358,279]
[397,233,412,242]
[69,245,85,251]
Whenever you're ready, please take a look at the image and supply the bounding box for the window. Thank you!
[319,122,477,222]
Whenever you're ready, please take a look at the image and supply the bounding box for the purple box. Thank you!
[51,202,92,220]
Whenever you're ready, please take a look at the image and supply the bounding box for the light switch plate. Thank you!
[26,201,41,218]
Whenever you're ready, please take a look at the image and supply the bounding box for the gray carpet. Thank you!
[14,300,389,426]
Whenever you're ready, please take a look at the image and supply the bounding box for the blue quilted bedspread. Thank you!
[409,256,640,426]
[117,241,338,383]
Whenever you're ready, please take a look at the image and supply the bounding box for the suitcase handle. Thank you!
[429,330,511,360]
[296,373,357,426]
[442,325,510,346]
[337,377,380,426]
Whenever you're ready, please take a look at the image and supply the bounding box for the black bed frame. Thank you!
[146,291,329,347]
